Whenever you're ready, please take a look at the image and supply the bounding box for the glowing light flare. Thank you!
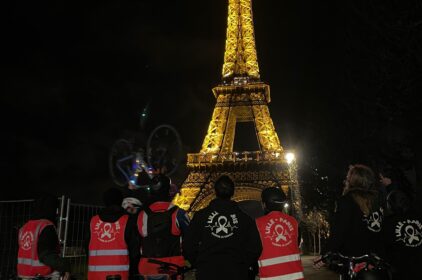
[285,152,295,164]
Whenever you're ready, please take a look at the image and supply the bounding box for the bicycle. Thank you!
[109,124,183,188]
[134,258,192,280]
[31,272,70,280]
[314,252,392,280]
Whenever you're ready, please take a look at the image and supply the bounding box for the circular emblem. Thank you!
[264,217,294,247]
[364,209,383,232]
[395,219,422,247]
[20,231,34,251]
[205,211,238,239]
[94,220,121,243]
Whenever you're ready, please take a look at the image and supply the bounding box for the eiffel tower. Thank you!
[173,0,302,217]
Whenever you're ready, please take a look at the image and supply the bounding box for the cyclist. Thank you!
[87,188,140,280]
[183,175,262,280]
[256,187,304,280]
[136,174,189,279]
[17,193,70,280]
[379,166,415,202]
[314,164,384,270]
[382,190,421,279]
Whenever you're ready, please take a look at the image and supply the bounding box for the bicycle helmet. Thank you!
[122,197,142,214]
[261,187,287,212]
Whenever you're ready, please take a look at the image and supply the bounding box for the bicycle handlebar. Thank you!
[316,251,389,268]
[147,258,191,274]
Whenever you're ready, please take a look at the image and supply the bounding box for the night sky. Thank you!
[2,0,421,204]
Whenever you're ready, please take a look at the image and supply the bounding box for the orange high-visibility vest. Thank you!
[17,219,57,278]
[88,215,129,280]
[256,211,304,280]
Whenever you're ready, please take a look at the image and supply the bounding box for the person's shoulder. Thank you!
[338,193,355,206]
[190,205,212,220]
[333,194,357,214]
[233,205,254,222]
[282,212,299,223]
[338,193,353,202]
[193,206,208,216]
[255,213,266,223]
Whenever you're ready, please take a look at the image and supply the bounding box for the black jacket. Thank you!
[34,223,71,273]
[85,205,141,276]
[326,193,384,257]
[30,195,70,273]
[183,198,262,280]
[381,207,422,280]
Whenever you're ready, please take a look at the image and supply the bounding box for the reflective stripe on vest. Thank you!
[259,253,301,267]
[89,249,128,256]
[259,272,305,280]
[88,215,130,280]
[88,265,130,272]
[256,212,304,280]
[17,258,46,267]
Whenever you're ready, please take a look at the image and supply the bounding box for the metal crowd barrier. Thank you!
[62,200,103,279]
[0,197,103,280]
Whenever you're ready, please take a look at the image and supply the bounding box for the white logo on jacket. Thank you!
[395,219,422,247]
[363,208,383,232]
[264,217,293,247]
[20,231,34,250]
[205,211,238,239]
[94,220,121,243]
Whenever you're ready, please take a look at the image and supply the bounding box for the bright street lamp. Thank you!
[285,152,295,164]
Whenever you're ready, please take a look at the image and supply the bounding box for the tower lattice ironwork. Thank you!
[173,0,302,218]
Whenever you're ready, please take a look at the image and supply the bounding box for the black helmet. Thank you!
[261,187,287,212]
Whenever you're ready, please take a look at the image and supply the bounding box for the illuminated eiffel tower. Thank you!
[173,0,302,217]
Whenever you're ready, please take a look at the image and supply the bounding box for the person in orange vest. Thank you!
[87,187,140,280]
[256,187,304,280]
[136,174,190,279]
[17,193,70,280]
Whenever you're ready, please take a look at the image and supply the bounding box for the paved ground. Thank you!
[302,255,338,280]
[184,255,338,280]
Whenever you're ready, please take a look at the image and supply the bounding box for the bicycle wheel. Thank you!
[146,125,182,176]
[109,139,136,186]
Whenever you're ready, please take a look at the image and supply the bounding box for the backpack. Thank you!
[141,206,181,258]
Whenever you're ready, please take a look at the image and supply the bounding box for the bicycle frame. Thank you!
[116,152,154,186]
[318,252,391,280]
[138,258,191,280]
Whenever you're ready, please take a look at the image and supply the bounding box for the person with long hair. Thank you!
[314,164,384,265]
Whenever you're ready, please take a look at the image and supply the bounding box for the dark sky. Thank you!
[2,0,420,204]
